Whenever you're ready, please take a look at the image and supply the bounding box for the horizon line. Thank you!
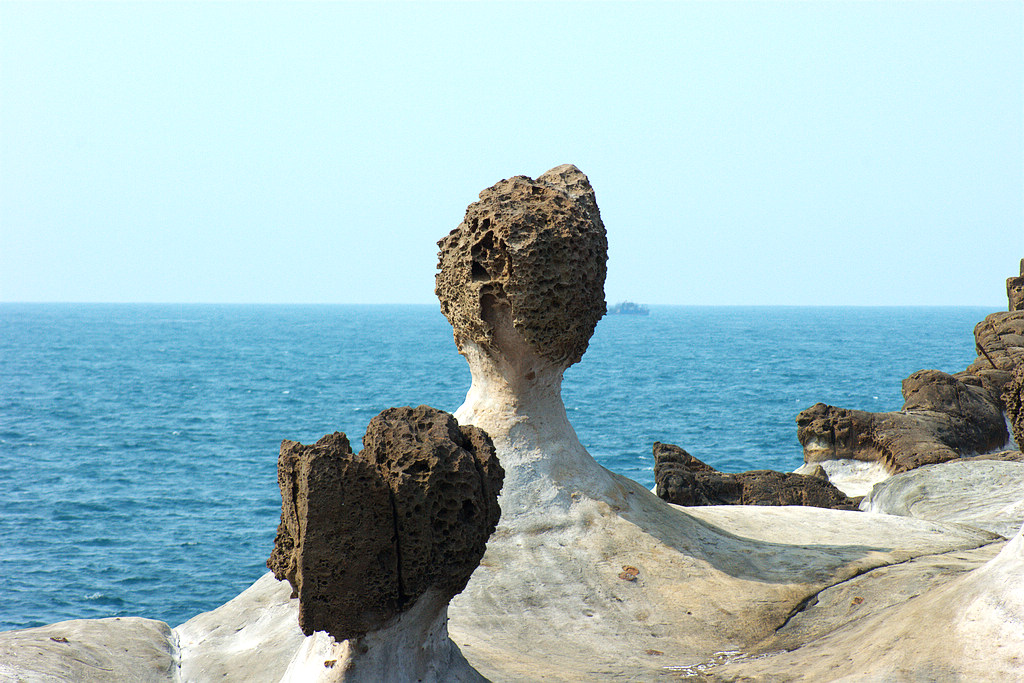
[0,300,1007,309]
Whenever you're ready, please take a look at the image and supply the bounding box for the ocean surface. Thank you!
[0,303,993,631]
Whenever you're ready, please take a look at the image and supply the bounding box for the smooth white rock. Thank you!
[444,329,1004,681]
[860,460,1024,538]
[278,590,483,683]
[711,520,1024,681]
[794,459,891,498]
[174,572,303,683]
[0,616,176,683]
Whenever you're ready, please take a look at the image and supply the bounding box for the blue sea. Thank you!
[0,304,992,631]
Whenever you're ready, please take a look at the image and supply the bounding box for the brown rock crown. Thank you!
[267,406,503,641]
[435,164,608,368]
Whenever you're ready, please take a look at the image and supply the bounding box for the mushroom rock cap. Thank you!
[435,164,607,369]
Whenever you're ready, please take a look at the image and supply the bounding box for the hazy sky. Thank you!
[2,2,1021,306]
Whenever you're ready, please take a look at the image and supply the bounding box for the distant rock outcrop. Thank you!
[267,405,501,680]
[796,369,1008,474]
[969,310,1024,404]
[653,442,859,510]
[1008,257,1024,311]
[796,261,1024,476]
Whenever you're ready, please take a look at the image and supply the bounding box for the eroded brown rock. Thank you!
[435,164,607,368]
[1007,257,1024,311]
[796,265,1024,474]
[968,310,1024,401]
[653,442,859,510]
[796,370,1008,474]
[1003,363,1024,449]
[267,406,502,641]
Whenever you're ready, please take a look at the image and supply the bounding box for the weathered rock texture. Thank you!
[435,164,607,368]
[862,459,1024,539]
[654,441,860,510]
[0,617,176,683]
[797,369,1009,474]
[969,310,1024,402]
[1004,363,1024,448]
[437,167,1014,682]
[267,406,502,642]
[1008,257,1024,311]
[797,262,1024,476]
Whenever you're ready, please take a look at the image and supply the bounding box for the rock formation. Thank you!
[4,168,1019,682]
[1008,257,1024,311]
[795,262,1024,484]
[796,369,1008,474]
[862,459,1024,539]
[653,442,859,510]
[267,406,502,681]
[436,164,607,370]
[969,310,1024,401]
[433,166,1016,681]
[1004,363,1024,449]
[703,517,1024,682]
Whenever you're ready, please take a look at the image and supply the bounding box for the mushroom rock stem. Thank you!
[437,164,621,511]
[453,339,619,510]
[279,589,484,683]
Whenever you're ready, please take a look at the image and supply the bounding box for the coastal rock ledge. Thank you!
[795,260,1024,497]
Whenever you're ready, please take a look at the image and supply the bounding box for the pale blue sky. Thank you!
[2,1,1021,306]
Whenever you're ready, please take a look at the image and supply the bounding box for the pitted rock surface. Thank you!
[435,164,607,368]
[653,442,859,510]
[796,370,1007,474]
[361,406,503,602]
[267,406,502,641]
[1003,363,1024,449]
[967,310,1024,401]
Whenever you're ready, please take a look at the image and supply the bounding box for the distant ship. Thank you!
[607,301,649,315]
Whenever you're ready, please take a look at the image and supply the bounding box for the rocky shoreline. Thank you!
[2,168,1021,682]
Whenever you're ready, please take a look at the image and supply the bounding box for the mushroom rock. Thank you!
[653,442,860,510]
[437,166,1005,681]
[268,406,502,683]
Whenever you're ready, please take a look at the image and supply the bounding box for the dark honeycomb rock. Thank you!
[267,407,503,641]
[653,442,859,510]
[435,164,607,368]
[362,406,503,602]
